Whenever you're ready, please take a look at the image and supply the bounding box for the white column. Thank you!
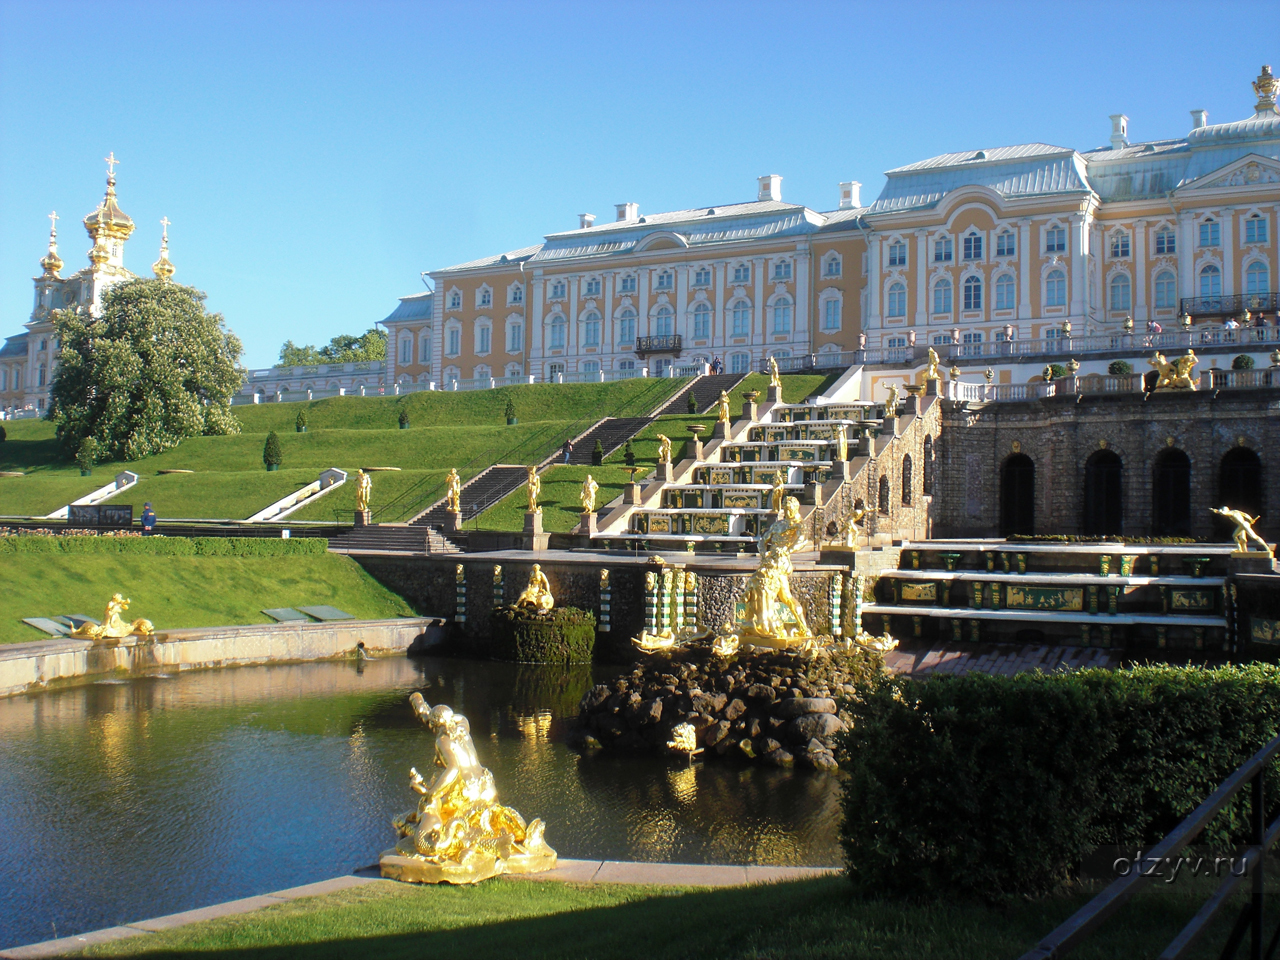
[1133,219,1147,322]
[1178,212,1195,300]
[914,230,928,328]
[1018,220,1032,322]
[866,232,880,330]
[714,262,726,344]
[1069,214,1086,319]
[603,273,615,361]
[675,264,689,339]
[530,274,545,368]
[752,257,766,350]
[1222,209,1234,296]
[794,245,810,351]
[638,270,650,337]
[567,276,579,356]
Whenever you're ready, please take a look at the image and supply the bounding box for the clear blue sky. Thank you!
[1,1,1274,368]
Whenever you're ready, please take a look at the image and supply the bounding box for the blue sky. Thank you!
[1,1,1274,368]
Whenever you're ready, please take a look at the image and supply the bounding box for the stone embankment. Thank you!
[576,646,881,770]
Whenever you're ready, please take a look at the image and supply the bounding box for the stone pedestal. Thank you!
[354,509,371,527]
[742,399,758,422]
[713,421,729,440]
[882,415,898,437]
[925,378,940,397]
[444,509,462,533]
[656,462,674,483]
[523,511,543,535]
[1230,551,1279,575]
[854,436,873,457]
[767,385,781,404]
[689,436,704,460]
[576,511,598,536]
[804,481,825,507]
[624,482,642,504]
[832,459,853,480]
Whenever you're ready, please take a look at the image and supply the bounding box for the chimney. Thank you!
[839,180,861,210]
[1190,109,1208,129]
[757,174,782,202]
[578,213,596,229]
[615,202,639,222]
[1109,113,1129,150]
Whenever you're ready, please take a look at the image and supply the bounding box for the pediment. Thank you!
[634,231,689,252]
[1178,153,1280,193]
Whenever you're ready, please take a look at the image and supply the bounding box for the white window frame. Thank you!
[1109,272,1131,311]
[1199,263,1222,297]
[962,232,983,261]
[616,308,636,344]
[886,282,907,318]
[995,231,1016,258]
[584,276,602,297]
[507,282,524,306]
[887,241,907,267]
[506,318,524,354]
[994,273,1015,310]
[1044,225,1067,254]
[692,302,712,339]
[822,296,842,330]
[1199,219,1220,248]
[1154,271,1177,309]
[730,299,751,338]
[476,284,493,309]
[1154,227,1176,255]
[693,266,711,287]
[1044,269,1067,307]
[932,277,953,314]
[933,237,953,263]
[732,262,751,283]
[475,321,492,356]
[1245,216,1269,245]
[1110,232,1131,259]
[822,253,842,277]
[582,310,601,347]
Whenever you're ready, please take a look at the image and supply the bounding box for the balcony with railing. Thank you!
[1181,292,1280,321]
[635,335,682,358]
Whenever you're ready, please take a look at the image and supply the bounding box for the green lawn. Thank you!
[0,552,414,644]
[477,464,636,532]
[78,872,1280,959]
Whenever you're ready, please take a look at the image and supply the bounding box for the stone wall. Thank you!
[935,389,1280,540]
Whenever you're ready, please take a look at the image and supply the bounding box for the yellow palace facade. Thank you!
[383,65,1280,390]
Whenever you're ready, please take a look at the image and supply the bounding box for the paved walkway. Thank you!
[1,860,840,959]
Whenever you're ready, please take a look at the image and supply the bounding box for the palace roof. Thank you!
[381,291,433,324]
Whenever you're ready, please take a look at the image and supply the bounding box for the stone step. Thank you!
[862,603,1225,627]
[882,569,1227,587]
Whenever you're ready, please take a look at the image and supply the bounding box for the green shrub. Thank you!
[624,440,635,466]
[263,431,282,468]
[0,535,328,556]
[295,409,307,432]
[687,392,698,413]
[1108,360,1133,376]
[504,397,516,423]
[75,436,101,473]
[1234,354,1256,370]
[398,407,410,427]
[838,665,1280,903]
[592,439,604,466]
[490,605,596,664]
[0,424,6,443]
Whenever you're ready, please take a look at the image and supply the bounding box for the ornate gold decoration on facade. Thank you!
[768,356,782,388]
[445,468,462,512]
[69,593,154,640]
[716,390,731,423]
[949,365,962,380]
[656,434,672,464]
[151,217,175,280]
[1149,351,1198,390]
[1211,507,1274,557]
[41,211,63,277]
[924,348,941,382]
[1254,64,1279,113]
[355,469,372,512]
[1011,440,1021,454]
[580,473,599,513]
[525,466,541,513]
[515,563,554,611]
[382,692,556,884]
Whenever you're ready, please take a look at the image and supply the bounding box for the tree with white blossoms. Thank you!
[48,279,245,461]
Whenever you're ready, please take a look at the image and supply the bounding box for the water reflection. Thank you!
[0,657,841,951]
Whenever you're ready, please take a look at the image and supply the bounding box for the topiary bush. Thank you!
[624,440,635,466]
[490,605,596,664]
[398,407,410,429]
[687,392,698,413]
[296,409,307,433]
[263,431,282,470]
[75,436,101,475]
[1108,360,1133,375]
[1234,354,1256,370]
[838,665,1280,904]
[505,396,517,425]
[592,439,604,466]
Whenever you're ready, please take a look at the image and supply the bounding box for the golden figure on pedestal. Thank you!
[355,469,372,512]
[1149,351,1199,391]
[715,390,731,423]
[768,356,782,389]
[656,434,672,464]
[1212,507,1274,557]
[445,468,462,513]
[885,383,900,415]
[515,563,554,611]
[525,466,541,513]
[838,504,867,548]
[924,348,942,382]
[769,471,786,512]
[69,593,154,640]
[580,474,599,513]
[834,422,848,462]
[736,496,812,647]
[381,692,556,885]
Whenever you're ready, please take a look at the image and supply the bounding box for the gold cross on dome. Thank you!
[104,152,119,177]
[160,216,170,237]
[48,211,58,231]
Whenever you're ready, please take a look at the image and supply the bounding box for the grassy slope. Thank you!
[81,873,1273,960]
[0,553,414,644]
[0,379,682,522]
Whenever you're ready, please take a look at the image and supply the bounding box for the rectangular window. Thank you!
[1246,217,1269,244]
[961,331,982,357]
[886,337,907,348]
[1154,274,1176,308]
[550,323,566,349]
[694,267,711,286]
[933,282,952,314]
[933,238,953,262]
[732,303,751,337]
[824,257,840,276]
[582,360,599,374]
[477,327,491,354]
[619,275,636,293]
[888,241,907,266]
[510,285,523,304]
[447,329,460,356]
[996,232,1016,257]
[400,340,411,364]
[480,290,491,307]
[617,315,635,343]
[773,261,792,280]
[1199,221,1220,247]
[584,321,600,347]
[551,281,566,298]
[995,275,1015,310]
[655,272,672,290]
[823,300,840,330]
[507,324,523,353]
[733,264,750,283]
[1110,233,1131,258]
[1155,229,1176,255]
[693,307,711,339]
[420,337,431,363]
[729,353,749,374]
[1045,226,1066,253]
[585,278,601,296]
[772,301,792,334]
[963,235,982,260]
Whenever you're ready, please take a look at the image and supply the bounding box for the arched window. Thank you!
[932,278,952,314]
[654,306,674,337]
[772,297,792,334]
[731,301,751,337]
[1109,273,1131,311]
[1045,270,1066,307]
[901,455,913,505]
[692,302,712,339]
[1246,261,1270,296]
[922,435,934,495]
[508,283,523,305]
[1152,449,1191,537]
[1083,449,1123,537]
[549,317,567,349]
[995,273,1015,310]
[886,282,907,317]
[963,275,982,311]
[448,290,461,310]
[1199,264,1221,298]
[582,311,600,347]
[1154,271,1177,308]
[616,309,636,344]
[878,474,891,515]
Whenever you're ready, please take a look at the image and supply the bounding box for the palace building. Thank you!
[381,65,1280,390]
[1,156,176,416]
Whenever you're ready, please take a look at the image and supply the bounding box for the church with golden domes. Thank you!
[0,155,176,416]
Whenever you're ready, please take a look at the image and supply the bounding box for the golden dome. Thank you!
[152,217,175,280]
[40,211,63,277]
[83,154,134,242]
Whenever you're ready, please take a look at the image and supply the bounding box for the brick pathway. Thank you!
[883,643,1125,677]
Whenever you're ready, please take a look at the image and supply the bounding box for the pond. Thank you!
[0,656,843,951]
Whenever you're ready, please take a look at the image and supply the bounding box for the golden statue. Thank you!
[525,466,541,514]
[445,468,462,513]
[768,356,782,389]
[1149,351,1199,390]
[769,471,786,512]
[924,347,942,382]
[715,390,731,423]
[834,422,848,462]
[515,563,554,611]
[885,383,900,415]
[580,473,599,513]
[1212,507,1274,556]
[656,434,672,464]
[69,593,154,640]
[734,496,811,647]
[355,469,372,512]
[838,505,866,548]
[667,723,701,757]
[382,692,556,885]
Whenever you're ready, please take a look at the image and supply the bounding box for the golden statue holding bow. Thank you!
[445,468,462,513]
[355,469,372,512]
[515,563,554,611]
[69,593,154,640]
[656,434,672,464]
[1212,507,1274,557]
[1148,351,1199,391]
[525,466,541,513]
[382,692,556,885]
[580,474,599,513]
[716,390,731,423]
[768,356,782,388]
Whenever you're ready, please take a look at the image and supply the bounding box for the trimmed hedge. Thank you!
[0,535,328,557]
[838,665,1280,904]
[490,605,596,664]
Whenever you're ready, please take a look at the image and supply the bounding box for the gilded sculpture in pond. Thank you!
[515,563,554,611]
[1212,506,1274,556]
[1149,351,1199,391]
[656,434,672,464]
[737,496,812,647]
[355,469,372,512]
[445,468,462,513]
[580,474,599,513]
[525,466,541,513]
[69,593,154,640]
[381,692,556,885]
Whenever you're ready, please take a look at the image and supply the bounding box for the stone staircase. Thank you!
[410,464,530,526]
[328,523,444,554]
[860,540,1235,651]
[653,373,748,416]
[551,417,654,465]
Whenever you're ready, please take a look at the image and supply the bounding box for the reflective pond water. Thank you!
[0,657,843,950]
